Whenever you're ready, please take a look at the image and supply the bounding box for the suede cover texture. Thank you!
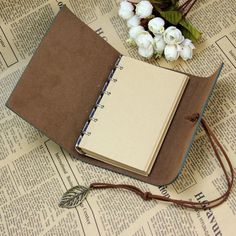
[6,7,221,185]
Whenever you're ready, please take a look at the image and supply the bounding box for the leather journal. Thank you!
[6,7,222,186]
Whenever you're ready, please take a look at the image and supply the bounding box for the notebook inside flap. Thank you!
[6,6,222,186]
[6,6,120,154]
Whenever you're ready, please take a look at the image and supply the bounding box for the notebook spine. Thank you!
[75,55,123,154]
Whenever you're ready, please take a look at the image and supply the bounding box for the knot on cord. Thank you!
[185,112,200,123]
[142,192,152,200]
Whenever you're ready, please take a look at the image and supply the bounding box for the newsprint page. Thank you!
[0,0,236,235]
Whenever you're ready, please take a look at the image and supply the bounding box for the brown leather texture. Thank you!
[6,6,222,186]
[6,6,120,158]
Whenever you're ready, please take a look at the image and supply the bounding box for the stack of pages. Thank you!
[76,56,189,176]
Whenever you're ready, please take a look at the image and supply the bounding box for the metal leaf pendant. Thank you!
[59,185,90,208]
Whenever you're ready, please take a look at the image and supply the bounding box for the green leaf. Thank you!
[59,185,90,208]
[159,11,183,25]
[181,28,197,42]
[179,19,202,42]
[171,0,179,4]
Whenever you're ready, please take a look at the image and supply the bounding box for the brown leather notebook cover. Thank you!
[6,7,222,186]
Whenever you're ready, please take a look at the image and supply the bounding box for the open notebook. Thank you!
[6,7,221,185]
[76,56,189,176]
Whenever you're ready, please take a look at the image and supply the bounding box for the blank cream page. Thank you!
[79,56,188,175]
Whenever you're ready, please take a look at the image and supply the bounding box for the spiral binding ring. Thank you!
[96,95,102,105]
[82,131,91,136]
[104,91,111,95]
[75,55,123,153]
[107,69,115,81]
[82,121,89,132]
[115,56,123,70]
[96,104,104,109]
[115,65,123,70]
[90,117,98,122]
[89,108,96,119]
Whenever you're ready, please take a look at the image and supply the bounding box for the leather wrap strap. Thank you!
[90,117,234,210]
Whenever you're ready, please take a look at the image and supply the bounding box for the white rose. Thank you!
[164,44,179,61]
[182,39,195,49]
[164,26,184,45]
[127,15,141,28]
[135,31,154,48]
[136,0,153,18]
[148,17,165,34]
[180,46,193,60]
[118,0,134,20]
[180,39,195,60]
[154,34,166,54]
[138,45,154,58]
[129,26,145,40]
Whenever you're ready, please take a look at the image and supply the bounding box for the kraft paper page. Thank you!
[78,56,188,176]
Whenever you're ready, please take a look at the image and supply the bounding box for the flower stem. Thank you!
[179,0,198,17]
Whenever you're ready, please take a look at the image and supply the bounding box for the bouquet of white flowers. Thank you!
[119,0,201,61]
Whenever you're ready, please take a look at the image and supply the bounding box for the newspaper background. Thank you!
[0,0,235,235]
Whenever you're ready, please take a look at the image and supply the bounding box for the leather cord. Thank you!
[90,114,234,210]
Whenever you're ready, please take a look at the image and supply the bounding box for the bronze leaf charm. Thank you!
[59,185,90,208]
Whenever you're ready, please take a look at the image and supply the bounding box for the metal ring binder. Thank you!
[82,131,91,136]
[90,117,98,122]
[115,65,123,70]
[104,91,111,95]
[96,104,104,109]
[75,55,123,154]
